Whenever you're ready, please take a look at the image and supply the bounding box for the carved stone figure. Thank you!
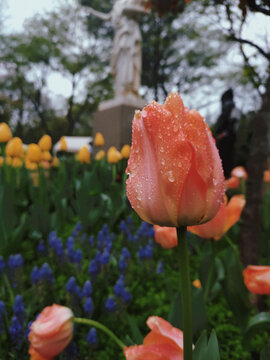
[82,0,147,99]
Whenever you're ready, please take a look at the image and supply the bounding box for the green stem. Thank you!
[177,226,193,360]
[203,239,216,301]
[74,317,125,350]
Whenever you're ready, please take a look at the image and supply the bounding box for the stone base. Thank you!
[93,97,147,152]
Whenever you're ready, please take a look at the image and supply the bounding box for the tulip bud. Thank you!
[95,150,105,161]
[6,137,24,158]
[26,144,42,163]
[28,304,74,359]
[38,135,52,151]
[107,146,122,163]
[94,132,105,147]
[126,92,225,227]
[59,137,67,151]
[77,145,91,164]
[0,122,12,143]
[121,144,131,159]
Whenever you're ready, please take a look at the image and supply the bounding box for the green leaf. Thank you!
[221,248,250,329]
[244,312,270,349]
[168,287,207,337]
[193,330,220,360]
[127,315,144,345]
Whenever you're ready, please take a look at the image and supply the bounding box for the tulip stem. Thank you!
[177,226,193,360]
[74,317,125,350]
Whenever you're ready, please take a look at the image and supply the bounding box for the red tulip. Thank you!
[243,266,270,295]
[188,195,246,240]
[154,225,177,249]
[126,92,225,227]
[124,316,183,360]
[28,304,73,359]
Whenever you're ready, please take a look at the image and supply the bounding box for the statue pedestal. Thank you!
[93,96,146,151]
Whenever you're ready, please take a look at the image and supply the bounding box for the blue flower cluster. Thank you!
[31,263,54,285]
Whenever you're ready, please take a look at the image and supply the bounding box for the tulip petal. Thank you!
[223,195,246,234]
[243,266,270,295]
[178,143,208,226]
[154,226,178,249]
[146,316,183,351]
[124,343,182,360]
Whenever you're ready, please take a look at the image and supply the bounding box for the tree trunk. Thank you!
[240,74,270,266]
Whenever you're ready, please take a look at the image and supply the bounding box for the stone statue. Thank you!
[82,0,148,100]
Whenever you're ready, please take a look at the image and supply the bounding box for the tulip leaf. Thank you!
[243,312,270,349]
[221,248,250,329]
[193,330,220,360]
[168,287,207,337]
[127,315,144,345]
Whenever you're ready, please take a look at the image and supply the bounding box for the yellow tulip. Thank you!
[52,156,60,167]
[107,146,122,164]
[0,123,12,143]
[94,132,105,147]
[0,157,4,166]
[121,144,131,159]
[60,137,67,151]
[12,157,23,167]
[26,144,42,163]
[95,150,105,161]
[77,145,91,164]
[25,159,38,170]
[6,137,24,158]
[6,156,13,165]
[42,151,52,161]
[38,135,52,151]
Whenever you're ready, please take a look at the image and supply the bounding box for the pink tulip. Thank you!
[126,92,225,227]
[124,316,183,360]
[28,304,73,359]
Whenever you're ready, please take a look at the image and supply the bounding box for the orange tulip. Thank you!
[77,145,91,164]
[107,146,122,163]
[124,316,183,360]
[0,122,12,143]
[25,159,38,171]
[188,195,246,240]
[59,137,67,151]
[121,144,131,159]
[126,92,225,227]
[28,304,73,359]
[231,166,247,180]
[0,156,4,166]
[27,144,42,163]
[38,135,52,151]
[226,176,240,189]
[95,149,105,161]
[94,132,105,146]
[6,137,24,158]
[243,266,270,295]
[154,225,177,249]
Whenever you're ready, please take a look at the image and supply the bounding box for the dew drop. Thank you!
[167,170,175,182]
